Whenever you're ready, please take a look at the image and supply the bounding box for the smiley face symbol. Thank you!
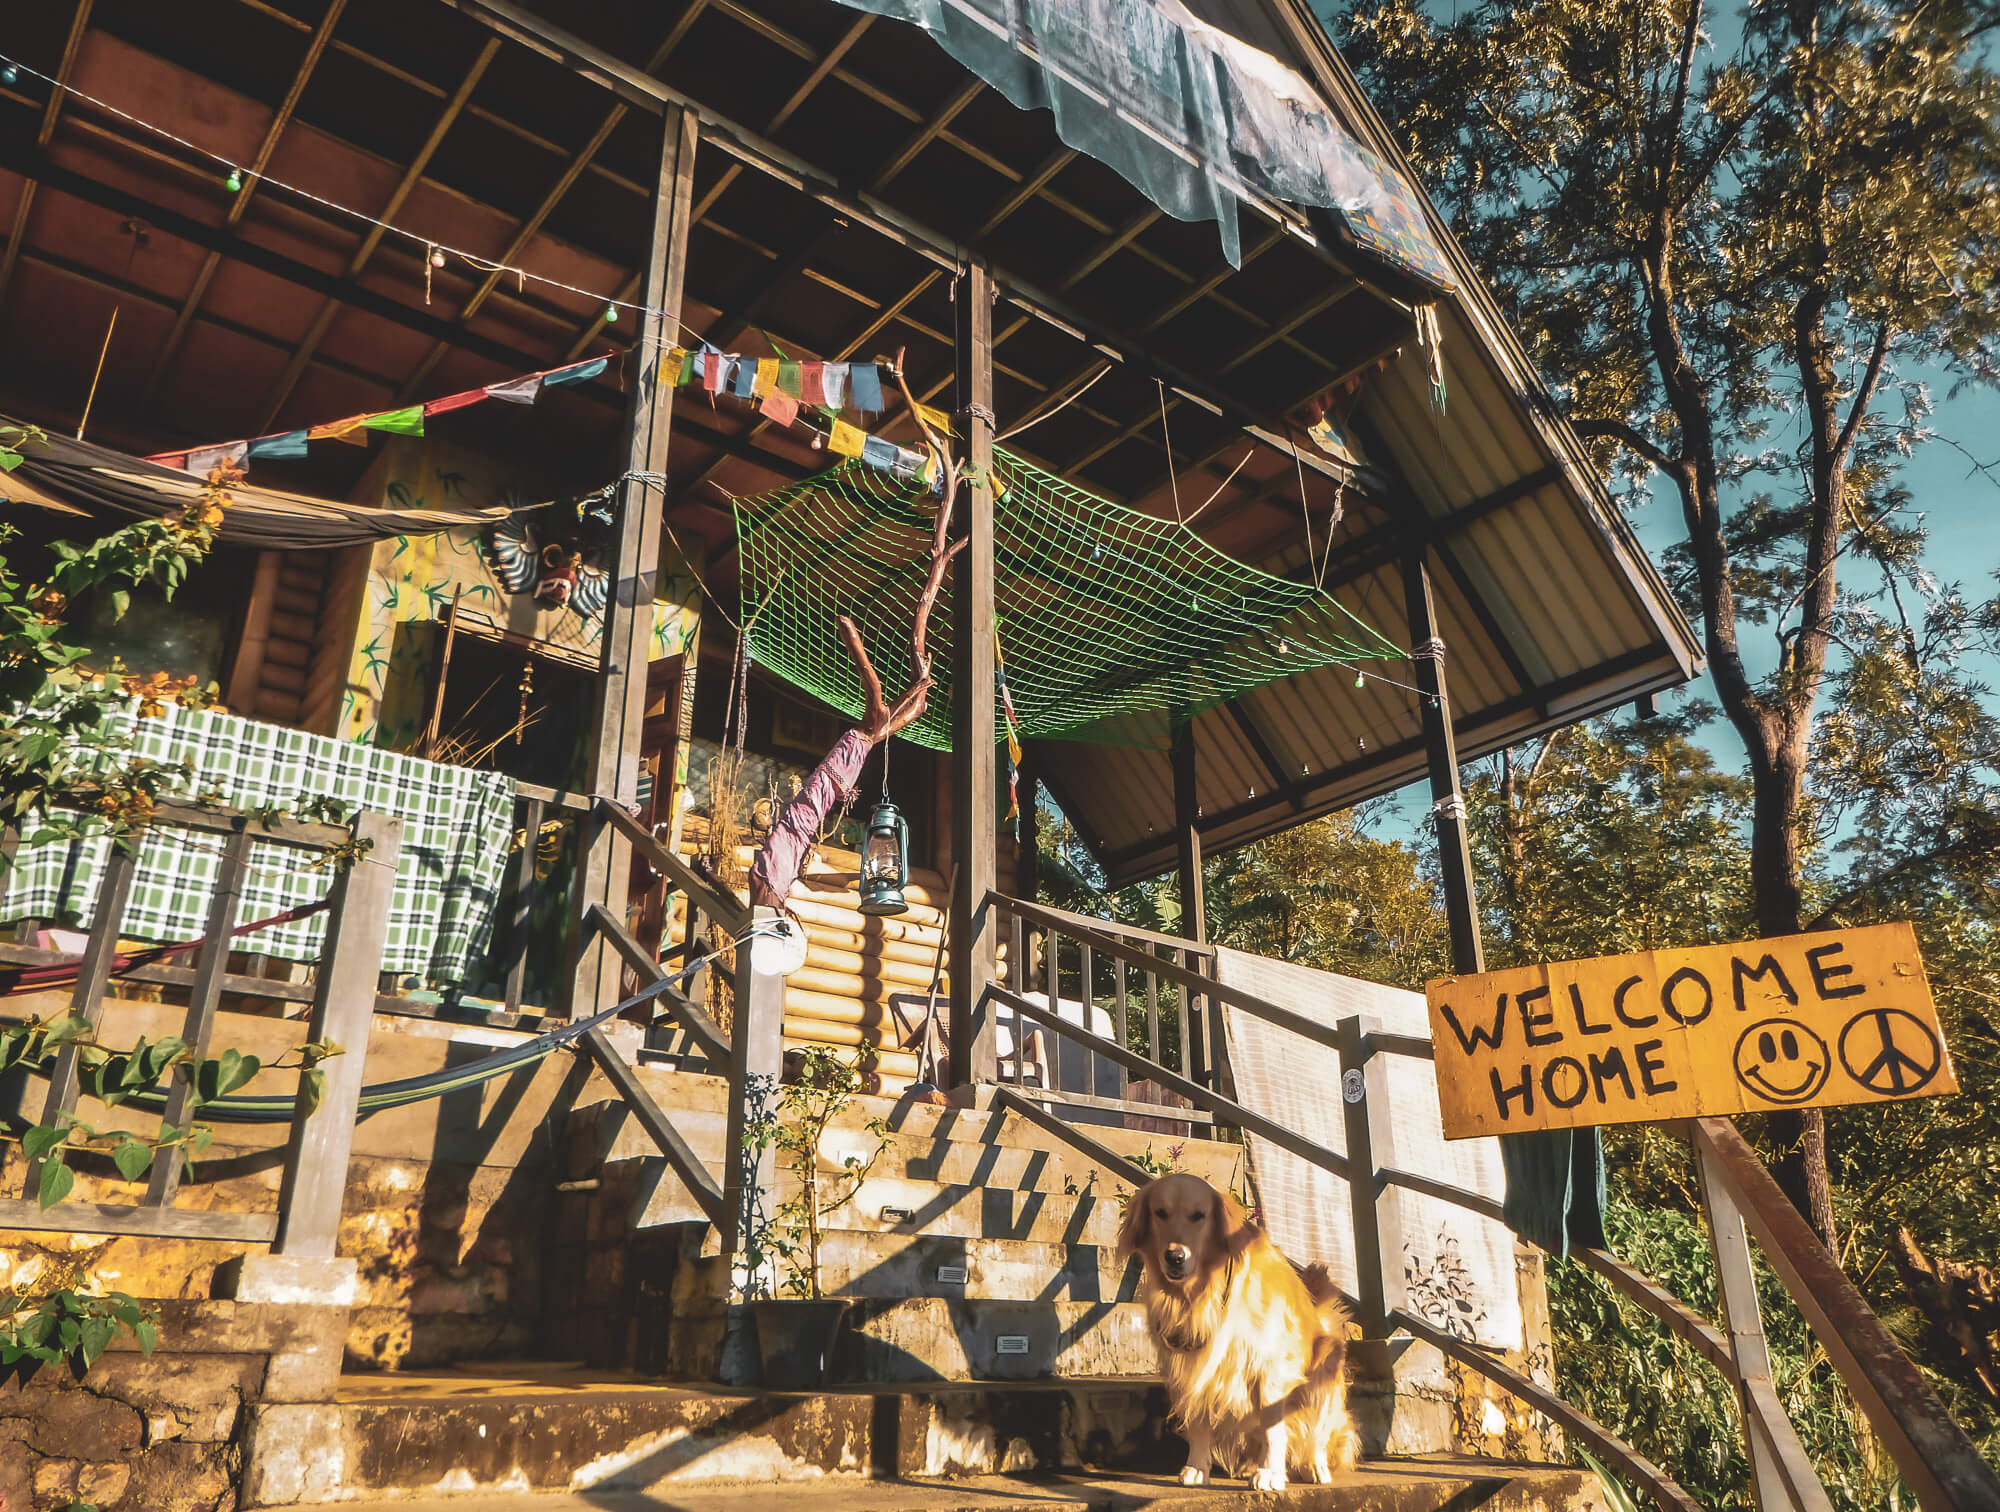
[1733,1019,1831,1105]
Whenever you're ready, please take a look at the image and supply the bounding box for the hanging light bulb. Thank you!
[224,168,243,193]
[1354,670,1365,688]
[603,304,620,324]
[429,247,446,269]
[0,63,19,87]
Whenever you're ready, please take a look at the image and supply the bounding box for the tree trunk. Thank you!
[1743,704,1840,1250]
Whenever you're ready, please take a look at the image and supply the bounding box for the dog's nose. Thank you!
[1163,1244,1190,1274]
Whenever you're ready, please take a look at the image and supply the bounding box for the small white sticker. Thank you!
[880,1206,915,1224]
[995,1334,1031,1355]
[1342,1069,1365,1104]
[936,1265,968,1285]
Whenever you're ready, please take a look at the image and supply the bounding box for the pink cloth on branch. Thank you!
[749,727,872,906]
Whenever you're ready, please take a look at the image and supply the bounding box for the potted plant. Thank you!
[740,1046,891,1388]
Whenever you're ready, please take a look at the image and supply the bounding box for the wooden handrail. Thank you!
[1002,896,1216,957]
[579,1028,725,1224]
[1390,1308,1702,1512]
[984,983,1353,1181]
[1692,1117,2000,1511]
[595,797,750,935]
[990,892,1341,1054]
[584,903,732,1066]
[1572,1246,1737,1384]
[990,1087,1154,1188]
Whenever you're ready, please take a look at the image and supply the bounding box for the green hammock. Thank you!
[113,958,710,1124]
[734,448,1402,751]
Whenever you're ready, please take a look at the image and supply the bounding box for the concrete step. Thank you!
[291,1440,1594,1511]
[303,1365,1179,1500]
[815,1232,1139,1304]
[841,1297,1159,1382]
[595,1107,1240,1194]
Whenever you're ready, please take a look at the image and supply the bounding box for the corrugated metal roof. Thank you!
[1048,4,1702,885]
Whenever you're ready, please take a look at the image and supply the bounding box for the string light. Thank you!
[0,51,690,339]
[429,247,446,269]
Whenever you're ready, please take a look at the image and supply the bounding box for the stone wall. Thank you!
[0,1296,345,1512]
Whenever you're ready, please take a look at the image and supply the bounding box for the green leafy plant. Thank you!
[741,1047,891,1299]
[0,1286,158,1374]
[0,1014,342,1210]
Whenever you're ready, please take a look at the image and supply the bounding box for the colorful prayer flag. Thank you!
[363,406,426,436]
[678,349,697,387]
[544,357,609,388]
[849,362,884,414]
[307,418,368,446]
[247,431,309,460]
[860,435,900,471]
[754,358,778,397]
[827,419,865,458]
[187,441,249,475]
[760,389,798,426]
[800,362,827,407]
[425,388,488,415]
[915,401,956,437]
[732,358,757,399]
[777,361,802,398]
[822,363,847,410]
[703,349,727,394]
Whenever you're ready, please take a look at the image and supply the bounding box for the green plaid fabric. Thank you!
[1,705,515,983]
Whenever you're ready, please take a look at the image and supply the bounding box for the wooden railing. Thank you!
[995,893,1222,1110]
[0,799,401,1255]
[977,887,2000,1512]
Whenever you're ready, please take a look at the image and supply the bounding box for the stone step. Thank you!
[840,1297,1159,1382]
[814,1232,1140,1304]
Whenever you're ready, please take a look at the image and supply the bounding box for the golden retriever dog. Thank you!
[1118,1172,1357,1490]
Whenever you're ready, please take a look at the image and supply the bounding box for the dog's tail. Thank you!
[1298,1262,1360,1473]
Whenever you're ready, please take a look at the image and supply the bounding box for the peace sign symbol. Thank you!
[1837,1009,1942,1097]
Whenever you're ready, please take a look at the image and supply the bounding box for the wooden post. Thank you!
[146,823,253,1208]
[273,812,403,1258]
[948,260,999,1089]
[1403,552,1484,975]
[1337,1014,1395,1336]
[1170,720,1207,1083]
[575,104,699,1019]
[26,841,139,1201]
[723,905,787,1274]
[1694,1135,1838,1512]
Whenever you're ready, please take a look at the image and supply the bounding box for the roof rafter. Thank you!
[0,0,94,318]
[253,35,502,432]
[140,0,350,410]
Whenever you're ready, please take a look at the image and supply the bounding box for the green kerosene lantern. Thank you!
[858,795,911,915]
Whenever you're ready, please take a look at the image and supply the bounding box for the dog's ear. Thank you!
[1117,1180,1155,1261]
[1213,1185,1259,1257]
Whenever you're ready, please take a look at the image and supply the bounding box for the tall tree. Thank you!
[1340,0,2000,1244]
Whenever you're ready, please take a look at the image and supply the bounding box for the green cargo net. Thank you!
[733,448,1404,752]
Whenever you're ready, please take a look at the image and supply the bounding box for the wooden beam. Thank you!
[0,140,620,397]
[1171,720,1206,945]
[141,0,350,409]
[256,35,502,432]
[581,1028,725,1222]
[575,105,699,1020]
[949,261,999,1089]
[0,0,93,315]
[1403,550,1481,975]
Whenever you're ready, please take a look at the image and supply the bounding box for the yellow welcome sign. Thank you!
[1426,923,1956,1140]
